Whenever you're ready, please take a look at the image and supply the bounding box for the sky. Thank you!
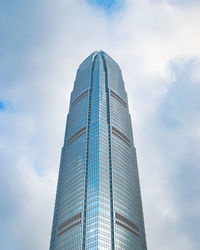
[0,0,200,249]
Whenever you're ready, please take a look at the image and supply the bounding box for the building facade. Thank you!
[50,51,147,249]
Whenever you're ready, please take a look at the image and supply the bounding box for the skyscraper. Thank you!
[50,51,147,249]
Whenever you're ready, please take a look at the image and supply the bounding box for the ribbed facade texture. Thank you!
[50,51,147,249]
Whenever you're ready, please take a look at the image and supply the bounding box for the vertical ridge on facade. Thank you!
[101,51,115,250]
[82,53,98,249]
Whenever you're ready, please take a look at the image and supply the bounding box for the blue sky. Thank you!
[86,0,124,12]
[0,0,200,249]
[0,102,5,110]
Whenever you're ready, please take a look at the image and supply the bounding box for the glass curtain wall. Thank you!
[49,51,147,250]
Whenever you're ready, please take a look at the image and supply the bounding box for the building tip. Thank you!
[94,50,104,54]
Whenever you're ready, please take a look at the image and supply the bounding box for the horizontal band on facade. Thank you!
[115,212,139,232]
[57,220,81,237]
[110,90,127,108]
[72,90,88,107]
[58,212,82,232]
[116,220,140,238]
[112,127,130,146]
[67,127,86,146]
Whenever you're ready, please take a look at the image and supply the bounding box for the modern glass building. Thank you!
[50,51,147,249]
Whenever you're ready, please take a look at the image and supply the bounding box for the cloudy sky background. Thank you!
[1,0,200,249]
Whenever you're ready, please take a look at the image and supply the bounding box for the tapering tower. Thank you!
[50,51,147,249]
